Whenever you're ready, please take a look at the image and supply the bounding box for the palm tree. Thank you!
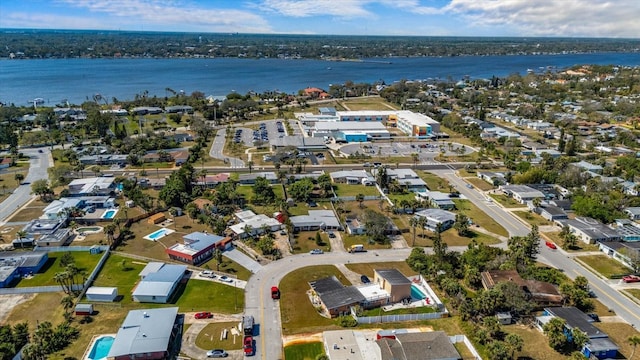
[629,335,640,359]
[60,295,74,315]
[14,173,24,186]
[247,161,254,174]
[15,230,28,248]
[103,223,117,245]
[355,193,365,208]
[409,216,419,247]
[417,216,428,240]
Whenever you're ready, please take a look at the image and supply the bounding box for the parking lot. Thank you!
[232,120,286,147]
[340,141,474,161]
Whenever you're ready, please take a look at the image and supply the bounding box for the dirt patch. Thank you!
[283,332,323,347]
[274,233,292,257]
[0,294,35,323]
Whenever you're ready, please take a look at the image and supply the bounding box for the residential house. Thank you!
[376,331,461,360]
[477,171,506,186]
[67,177,117,197]
[229,210,282,239]
[571,160,604,174]
[385,169,428,193]
[132,262,187,303]
[610,219,640,242]
[108,307,182,360]
[413,209,456,232]
[537,307,618,360]
[373,269,411,303]
[238,172,278,185]
[500,185,545,204]
[330,170,375,185]
[310,276,365,318]
[166,232,232,265]
[560,217,621,244]
[624,207,640,220]
[597,241,640,269]
[415,192,455,210]
[537,205,568,221]
[290,210,341,232]
[0,252,48,288]
[481,270,563,305]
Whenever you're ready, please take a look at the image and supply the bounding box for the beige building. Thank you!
[373,269,411,303]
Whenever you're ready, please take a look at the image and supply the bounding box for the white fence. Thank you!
[450,335,483,360]
[354,311,446,324]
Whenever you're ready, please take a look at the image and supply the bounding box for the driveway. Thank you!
[209,129,244,168]
[223,248,263,274]
[0,147,51,223]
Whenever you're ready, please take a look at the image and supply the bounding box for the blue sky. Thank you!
[1,0,638,38]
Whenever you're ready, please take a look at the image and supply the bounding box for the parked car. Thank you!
[219,276,233,283]
[243,336,254,356]
[587,313,600,322]
[328,231,336,238]
[200,271,213,277]
[622,275,640,283]
[310,249,324,255]
[195,312,213,319]
[206,349,228,358]
[360,275,370,284]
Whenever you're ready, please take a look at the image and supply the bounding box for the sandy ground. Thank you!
[0,294,35,324]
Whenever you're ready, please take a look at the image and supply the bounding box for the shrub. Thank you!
[336,316,357,328]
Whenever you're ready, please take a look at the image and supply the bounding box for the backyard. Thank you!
[333,184,381,197]
[17,251,104,288]
[283,342,325,360]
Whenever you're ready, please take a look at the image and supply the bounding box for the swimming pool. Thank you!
[77,226,102,234]
[143,228,174,241]
[87,335,114,360]
[411,284,427,300]
[101,209,118,219]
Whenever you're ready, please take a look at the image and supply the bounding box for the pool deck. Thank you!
[82,333,116,360]
[143,227,175,241]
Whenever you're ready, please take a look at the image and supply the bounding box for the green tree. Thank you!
[14,173,24,186]
[628,335,640,359]
[30,179,54,202]
[214,248,223,271]
[453,213,469,236]
[409,216,419,247]
[487,340,510,360]
[252,177,276,204]
[543,317,568,351]
[362,209,390,244]
[289,178,314,202]
[505,333,524,359]
[355,193,365,208]
[571,328,589,351]
[15,230,28,249]
[59,252,75,268]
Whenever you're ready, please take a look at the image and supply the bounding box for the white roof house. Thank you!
[230,210,282,238]
[559,217,621,244]
[414,209,456,231]
[68,177,117,196]
[330,170,375,185]
[108,307,179,359]
[290,210,341,232]
[500,185,545,204]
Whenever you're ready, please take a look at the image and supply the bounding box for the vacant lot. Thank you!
[488,194,525,208]
[17,251,103,287]
[284,342,324,360]
[465,177,494,191]
[8,205,47,222]
[334,184,381,197]
[577,255,632,278]
[504,325,567,360]
[280,265,349,335]
[291,230,331,254]
[513,211,554,227]
[195,322,243,351]
[341,233,392,251]
[543,232,599,252]
[453,199,508,237]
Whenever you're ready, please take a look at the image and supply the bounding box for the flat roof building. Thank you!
[166,232,232,265]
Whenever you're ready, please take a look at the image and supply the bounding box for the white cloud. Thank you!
[442,0,640,37]
[256,0,373,18]
[0,12,110,30]
[55,0,273,32]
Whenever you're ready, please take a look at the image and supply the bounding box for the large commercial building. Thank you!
[312,121,390,141]
[394,110,440,139]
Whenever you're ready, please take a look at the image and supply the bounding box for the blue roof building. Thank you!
[132,262,186,303]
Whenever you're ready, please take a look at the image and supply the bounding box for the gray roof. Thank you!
[501,185,545,199]
[310,276,365,310]
[108,307,179,358]
[377,331,460,360]
[375,269,411,286]
[545,307,607,338]
[562,217,621,241]
[270,136,326,149]
[414,208,456,223]
[290,210,340,228]
[0,251,48,268]
[587,337,619,352]
[133,262,186,298]
[625,207,640,216]
[540,205,566,216]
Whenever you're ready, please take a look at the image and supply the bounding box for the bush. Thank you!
[336,316,357,328]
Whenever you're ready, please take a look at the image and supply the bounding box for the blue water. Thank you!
[88,336,114,360]
[411,285,426,300]
[103,210,117,219]
[148,229,167,240]
[2,52,640,105]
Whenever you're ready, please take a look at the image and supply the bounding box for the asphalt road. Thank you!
[0,147,51,222]
[431,168,640,329]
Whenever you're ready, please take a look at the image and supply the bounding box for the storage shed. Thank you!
[147,213,166,225]
[75,303,94,316]
[86,286,118,302]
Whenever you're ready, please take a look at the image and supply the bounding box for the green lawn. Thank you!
[420,172,452,192]
[17,251,104,287]
[195,322,243,351]
[453,199,508,237]
[576,255,632,278]
[465,177,494,191]
[280,265,349,335]
[626,289,640,302]
[341,233,391,251]
[200,256,252,281]
[290,231,331,254]
[284,342,325,360]
[388,192,417,205]
[488,194,526,208]
[334,184,381,197]
[543,232,600,252]
[513,211,554,227]
[410,228,501,248]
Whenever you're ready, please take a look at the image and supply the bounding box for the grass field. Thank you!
[280,265,349,335]
[8,205,47,222]
[341,233,392,251]
[334,184,381,197]
[195,322,244,352]
[488,194,526,208]
[345,262,417,278]
[420,172,452,192]
[453,199,508,237]
[17,251,103,287]
[464,177,495,191]
[410,228,501,247]
[290,231,331,254]
[577,255,632,278]
[595,322,640,359]
[543,232,600,252]
[284,342,325,360]
[341,98,398,111]
[513,211,554,227]
[504,325,567,360]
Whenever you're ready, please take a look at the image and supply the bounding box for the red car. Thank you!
[622,275,640,283]
[243,336,254,356]
[195,312,213,319]
[545,241,557,250]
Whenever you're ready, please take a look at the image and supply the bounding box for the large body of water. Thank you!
[2,52,640,105]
